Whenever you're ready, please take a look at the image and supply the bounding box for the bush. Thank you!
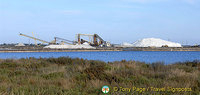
[0,57,199,94]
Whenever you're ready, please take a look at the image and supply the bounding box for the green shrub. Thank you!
[41,72,64,80]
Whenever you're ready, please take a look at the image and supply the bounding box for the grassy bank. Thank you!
[0,57,199,95]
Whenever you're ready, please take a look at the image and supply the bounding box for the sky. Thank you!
[0,0,200,45]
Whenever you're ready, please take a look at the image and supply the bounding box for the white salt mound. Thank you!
[44,44,95,49]
[132,38,182,47]
[15,43,25,46]
[82,42,90,45]
[121,42,134,47]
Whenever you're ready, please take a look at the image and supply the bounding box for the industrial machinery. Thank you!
[19,33,111,47]
[76,34,94,45]
[19,33,55,45]
[54,37,75,45]
[32,32,37,46]
[76,34,111,47]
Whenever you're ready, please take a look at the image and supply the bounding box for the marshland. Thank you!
[0,57,199,94]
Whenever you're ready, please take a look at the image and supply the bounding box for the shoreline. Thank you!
[0,49,122,53]
[0,47,200,52]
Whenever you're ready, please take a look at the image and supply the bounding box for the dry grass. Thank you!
[0,57,199,95]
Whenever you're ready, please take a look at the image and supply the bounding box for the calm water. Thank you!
[0,51,200,64]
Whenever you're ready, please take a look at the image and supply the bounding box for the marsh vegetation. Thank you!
[0,57,199,95]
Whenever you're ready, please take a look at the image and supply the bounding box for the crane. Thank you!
[19,33,51,45]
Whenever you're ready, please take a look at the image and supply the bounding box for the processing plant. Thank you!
[19,33,111,47]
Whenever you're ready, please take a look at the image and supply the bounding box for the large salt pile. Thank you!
[44,43,95,49]
[121,42,134,47]
[132,38,182,47]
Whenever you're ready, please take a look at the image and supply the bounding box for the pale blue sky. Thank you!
[0,0,200,45]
